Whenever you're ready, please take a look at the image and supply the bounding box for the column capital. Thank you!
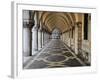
[75,22,82,27]
[23,22,29,28]
[38,27,42,32]
[32,26,38,31]
[23,20,34,29]
[37,24,40,29]
[29,19,35,28]
[32,23,40,30]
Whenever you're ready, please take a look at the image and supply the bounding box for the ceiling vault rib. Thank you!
[39,11,76,33]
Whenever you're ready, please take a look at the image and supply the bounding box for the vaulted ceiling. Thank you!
[34,11,83,33]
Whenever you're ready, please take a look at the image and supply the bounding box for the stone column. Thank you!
[42,31,44,47]
[23,23,32,56]
[32,27,38,55]
[38,28,42,50]
[44,29,48,45]
[78,23,82,53]
[75,25,78,54]
[75,22,82,55]
[73,27,75,51]
[23,10,33,56]
[70,29,72,47]
[47,33,50,42]
[46,32,49,43]
[47,33,49,42]
[68,30,71,47]
[32,11,39,55]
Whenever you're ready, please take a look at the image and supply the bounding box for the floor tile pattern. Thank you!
[25,39,86,69]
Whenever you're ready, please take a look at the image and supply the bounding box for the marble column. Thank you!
[42,31,44,47]
[31,11,39,55]
[47,33,50,42]
[38,28,42,50]
[23,25,31,56]
[68,30,71,47]
[73,28,75,51]
[75,22,82,55]
[32,27,38,55]
[23,10,33,56]
[44,31,46,45]
[46,32,49,43]
[45,32,49,44]
[78,23,82,53]
[75,24,78,54]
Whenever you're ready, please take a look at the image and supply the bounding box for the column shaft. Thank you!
[75,26,78,54]
[42,31,44,47]
[23,28,31,56]
[32,27,38,55]
[75,22,82,55]
[38,30,42,50]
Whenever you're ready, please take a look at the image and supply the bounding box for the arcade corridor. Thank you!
[23,10,91,69]
[24,39,86,69]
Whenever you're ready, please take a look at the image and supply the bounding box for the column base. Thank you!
[23,51,31,57]
[38,47,42,51]
[32,50,38,55]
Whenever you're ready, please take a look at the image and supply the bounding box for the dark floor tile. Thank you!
[62,52,74,57]
[63,58,82,66]
[27,60,48,69]
[37,53,51,58]
[46,55,66,62]
[25,39,85,69]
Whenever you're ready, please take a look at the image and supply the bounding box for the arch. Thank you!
[39,11,77,33]
[51,28,61,39]
[41,13,70,32]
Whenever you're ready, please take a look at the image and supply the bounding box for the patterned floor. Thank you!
[24,39,86,69]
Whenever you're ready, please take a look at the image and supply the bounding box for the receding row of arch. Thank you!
[23,10,91,65]
[32,11,81,33]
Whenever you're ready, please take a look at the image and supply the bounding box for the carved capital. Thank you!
[29,19,35,28]
[23,19,34,29]
[23,22,29,28]
[76,22,82,27]
[32,26,38,31]
[38,27,42,32]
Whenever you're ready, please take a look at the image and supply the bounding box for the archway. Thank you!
[51,28,61,39]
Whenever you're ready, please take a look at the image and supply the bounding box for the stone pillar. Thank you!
[44,31,46,45]
[32,27,38,55]
[23,24,31,56]
[68,30,71,47]
[47,33,50,42]
[75,22,82,55]
[42,31,44,47]
[78,23,82,53]
[69,29,71,47]
[38,28,42,50]
[46,32,49,43]
[23,10,34,56]
[32,11,40,55]
[73,27,75,51]
[75,25,78,54]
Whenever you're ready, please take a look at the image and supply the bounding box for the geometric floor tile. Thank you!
[24,39,86,69]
